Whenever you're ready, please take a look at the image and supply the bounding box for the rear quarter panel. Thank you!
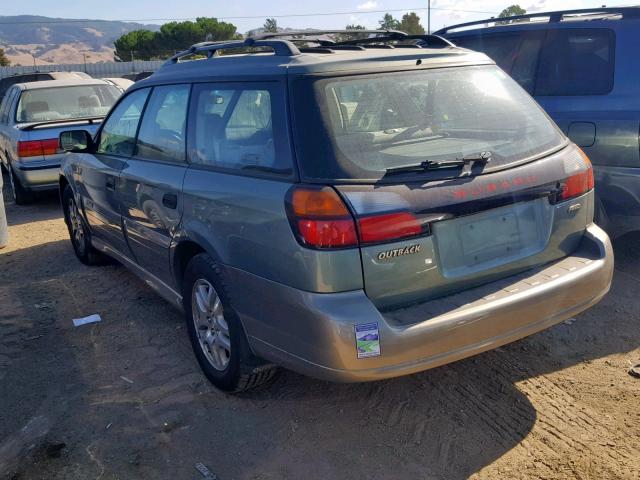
[179,167,363,293]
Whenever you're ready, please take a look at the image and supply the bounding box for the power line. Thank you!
[0,6,500,25]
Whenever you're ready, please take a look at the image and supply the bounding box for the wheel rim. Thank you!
[68,197,85,251]
[191,279,231,371]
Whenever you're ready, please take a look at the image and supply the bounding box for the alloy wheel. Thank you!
[68,197,85,252]
[191,279,231,371]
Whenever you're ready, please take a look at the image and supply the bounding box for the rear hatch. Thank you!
[291,64,595,309]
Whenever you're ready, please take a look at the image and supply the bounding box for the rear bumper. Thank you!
[230,224,613,382]
[12,162,59,191]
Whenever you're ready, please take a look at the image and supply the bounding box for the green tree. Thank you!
[499,5,526,19]
[114,29,158,61]
[378,13,401,30]
[0,48,9,66]
[399,12,425,35]
[113,17,240,61]
[263,18,278,33]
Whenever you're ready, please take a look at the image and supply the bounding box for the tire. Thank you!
[183,253,278,392]
[62,185,106,265]
[8,166,33,205]
[594,197,609,231]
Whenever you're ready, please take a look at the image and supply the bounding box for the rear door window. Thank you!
[0,88,16,123]
[188,83,293,177]
[97,88,150,156]
[134,84,190,163]
[2,88,19,124]
[535,28,615,96]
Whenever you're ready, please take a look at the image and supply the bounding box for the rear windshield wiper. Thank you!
[385,151,492,175]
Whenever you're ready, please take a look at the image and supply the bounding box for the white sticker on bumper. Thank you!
[355,322,381,358]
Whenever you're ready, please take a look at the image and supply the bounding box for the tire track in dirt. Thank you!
[486,348,639,478]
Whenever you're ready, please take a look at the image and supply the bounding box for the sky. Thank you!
[2,0,639,33]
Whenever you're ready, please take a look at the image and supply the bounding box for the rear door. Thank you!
[0,87,20,166]
[532,28,638,165]
[118,84,190,287]
[81,87,150,257]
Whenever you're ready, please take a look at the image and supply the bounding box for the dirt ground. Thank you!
[0,180,638,480]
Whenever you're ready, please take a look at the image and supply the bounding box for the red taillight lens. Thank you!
[358,212,423,244]
[298,219,358,248]
[558,148,595,202]
[288,187,358,249]
[287,186,428,249]
[41,139,60,155]
[17,138,59,158]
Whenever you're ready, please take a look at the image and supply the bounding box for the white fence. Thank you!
[0,60,163,79]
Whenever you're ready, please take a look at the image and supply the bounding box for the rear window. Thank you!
[292,65,564,181]
[15,85,121,123]
[535,29,615,96]
[452,28,615,96]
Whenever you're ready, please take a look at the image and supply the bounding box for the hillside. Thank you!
[0,15,159,65]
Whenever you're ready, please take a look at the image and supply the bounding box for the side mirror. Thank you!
[60,130,92,153]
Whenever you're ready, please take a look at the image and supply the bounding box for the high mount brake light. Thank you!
[287,186,425,249]
[17,139,59,158]
[557,148,595,202]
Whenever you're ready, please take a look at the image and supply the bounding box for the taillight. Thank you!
[287,186,427,249]
[358,212,423,244]
[557,148,595,202]
[287,186,358,249]
[17,138,59,158]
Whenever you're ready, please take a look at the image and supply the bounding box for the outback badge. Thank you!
[377,244,421,261]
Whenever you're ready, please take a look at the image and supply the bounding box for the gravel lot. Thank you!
[1,180,639,480]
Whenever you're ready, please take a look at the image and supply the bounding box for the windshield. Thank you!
[292,65,565,181]
[16,85,121,123]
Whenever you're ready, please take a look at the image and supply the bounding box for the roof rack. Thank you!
[252,29,405,41]
[164,30,456,64]
[164,38,301,65]
[436,6,640,34]
[252,30,455,49]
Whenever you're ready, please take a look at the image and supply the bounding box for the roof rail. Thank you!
[163,38,301,65]
[251,30,454,48]
[252,29,406,41]
[335,33,454,48]
[435,6,640,34]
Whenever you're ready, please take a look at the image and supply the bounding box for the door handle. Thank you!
[162,193,178,209]
[105,176,116,191]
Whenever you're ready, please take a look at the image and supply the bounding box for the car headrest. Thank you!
[25,101,49,115]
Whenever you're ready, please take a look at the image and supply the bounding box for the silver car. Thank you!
[0,79,122,204]
[58,32,613,392]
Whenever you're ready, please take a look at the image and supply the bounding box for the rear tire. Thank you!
[62,185,107,265]
[183,253,278,392]
[594,197,609,231]
[8,166,32,205]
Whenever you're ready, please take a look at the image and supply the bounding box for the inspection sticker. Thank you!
[355,322,381,359]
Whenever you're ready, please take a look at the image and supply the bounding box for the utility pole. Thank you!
[428,0,431,34]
